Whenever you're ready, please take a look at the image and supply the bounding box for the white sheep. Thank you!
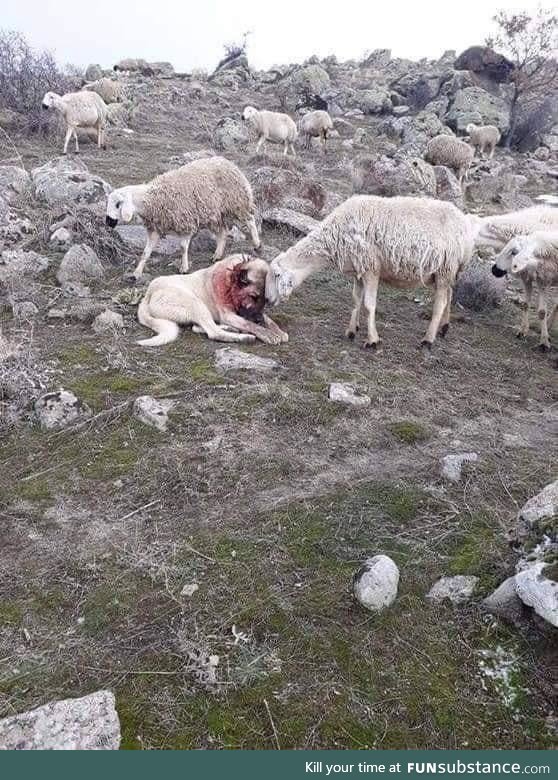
[424,134,474,185]
[242,106,298,157]
[105,156,261,279]
[492,231,558,350]
[265,194,477,349]
[298,110,334,151]
[82,77,123,105]
[474,206,558,251]
[42,91,108,154]
[465,123,501,158]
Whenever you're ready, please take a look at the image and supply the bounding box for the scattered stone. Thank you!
[115,224,182,256]
[0,249,51,282]
[181,583,199,597]
[514,563,558,627]
[482,576,524,622]
[426,575,479,605]
[215,348,280,373]
[57,244,104,287]
[12,301,38,321]
[440,452,478,483]
[214,117,251,152]
[0,165,31,203]
[328,382,371,407]
[50,226,72,247]
[92,310,125,333]
[0,691,120,750]
[353,555,399,612]
[34,389,92,430]
[262,208,319,236]
[517,479,558,534]
[133,395,174,432]
[31,157,111,208]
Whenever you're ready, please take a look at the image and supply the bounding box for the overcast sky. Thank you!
[3,0,555,72]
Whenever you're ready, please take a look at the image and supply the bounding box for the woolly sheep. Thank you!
[42,91,108,154]
[242,106,298,156]
[105,156,261,280]
[82,78,123,105]
[424,135,474,185]
[298,110,334,151]
[475,206,558,251]
[265,194,477,349]
[492,231,558,350]
[465,123,501,159]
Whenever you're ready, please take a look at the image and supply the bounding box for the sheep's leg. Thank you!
[422,284,449,349]
[213,228,228,261]
[517,278,533,338]
[537,288,551,351]
[63,126,73,155]
[345,278,364,340]
[438,288,453,338]
[246,216,261,250]
[133,230,160,280]
[178,235,192,273]
[283,140,288,157]
[73,129,79,153]
[362,272,381,350]
[289,142,296,157]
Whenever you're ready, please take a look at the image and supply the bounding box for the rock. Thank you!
[328,382,371,407]
[12,301,38,320]
[353,555,399,612]
[106,103,130,127]
[214,117,251,152]
[392,72,443,109]
[445,87,510,134]
[262,208,319,236]
[356,86,393,115]
[517,479,558,533]
[147,61,175,78]
[114,58,149,72]
[440,452,478,483]
[482,576,524,622]
[215,348,280,373]
[279,64,330,108]
[351,153,436,197]
[363,49,391,69]
[0,165,31,203]
[50,227,72,247]
[92,309,125,333]
[454,46,514,83]
[181,582,199,597]
[0,691,120,750]
[0,250,51,282]
[433,165,463,207]
[0,206,34,246]
[133,395,174,432]
[31,157,111,208]
[515,563,558,627]
[533,146,550,161]
[34,389,92,430]
[115,224,182,256]
[57,244,104,287]
[427,575,479,605]
[85,64,104,81]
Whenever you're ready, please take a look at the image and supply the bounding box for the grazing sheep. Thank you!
[242,106,298,156]
[298,110,334,151]
[466,123,501,158]
[492,232,558,350]
[424,135,474,185]
[137,254,288,346]
[475,206,558,251]
[82,78,123,105]
[106,156,261,280]
[42,91,108,154]
[265,195,477,349]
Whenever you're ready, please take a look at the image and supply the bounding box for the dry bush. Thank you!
[454,261,506,311]
[0,326,49,430]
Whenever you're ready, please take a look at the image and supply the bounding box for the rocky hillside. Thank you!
[0,47,556,750]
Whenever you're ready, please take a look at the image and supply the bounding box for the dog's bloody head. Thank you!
[230,263,266,323]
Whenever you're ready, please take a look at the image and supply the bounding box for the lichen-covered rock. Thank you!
[57,244,104,287]
[328,382,371,407]
[133,395,174,432]
[34,389,91,430]
[31,157,111,208]
[454,46,514,83]
[517,479,558,534]
[214,117,251,152]
[353,555,399,612]
[215,348,280,373]
[262,208,319,236]
[445,87,510,134]
[0,691,120,750]
[356,86,393,115]
[351,153,436,197]
[92,309,124,333]
[0,165,31,204]
[433,165,463,207]
[427,575,479,605]
[514,563,558,627]
[440,452,478,483]
[85,63,104,81]
[50,226,72,247]
[0,249,51,282]
[482,576,524,622]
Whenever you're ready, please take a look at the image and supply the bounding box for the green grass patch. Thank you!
[387,420,430,444]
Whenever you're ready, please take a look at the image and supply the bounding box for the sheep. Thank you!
[241,106,298,157]
[105,156,261,280]
[474,206,558,251]
[265,194,477,350]
[298,110,334,151]
[492,232,558,350]
[424,134,474,185]
[42,91,108,154]
[82,77,123,105]
[465,123,501,158]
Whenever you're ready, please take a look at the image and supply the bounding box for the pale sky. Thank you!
[3,0,556,72]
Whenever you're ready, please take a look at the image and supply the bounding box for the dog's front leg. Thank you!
[220,312,283,345]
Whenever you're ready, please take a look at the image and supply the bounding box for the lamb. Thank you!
[465,123,501,158]
[42,91,108,154]
[82,78,123,105]
[424,134,474,185]
[265,194,477,350]
[105,156,261,280]
[474,206,558,251]
[241,106,298,157]
[298,110,334,151]
[492,232,558,350]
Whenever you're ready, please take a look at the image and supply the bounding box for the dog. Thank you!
[136,254,289,346]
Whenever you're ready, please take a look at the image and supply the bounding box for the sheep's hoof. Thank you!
[345,329,358,340]
[516,331,526,340]
[420,340,433,352]
[363,340,381,351]
[439,323,450,338]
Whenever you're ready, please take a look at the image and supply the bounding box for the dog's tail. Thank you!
[136,296,180,346]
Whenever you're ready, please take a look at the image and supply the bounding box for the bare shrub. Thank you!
[454,261,505,311]
[0,29,81,134]
[0,327,49,429]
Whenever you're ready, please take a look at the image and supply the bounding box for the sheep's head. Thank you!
[265,255,295,306]
[242,106,258,122]
[465,123,477,134]
[41,92,58,110]
[492,236,530,277]
[106,187,136,227]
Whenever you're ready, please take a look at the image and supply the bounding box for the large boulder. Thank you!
[454,46,514,83]
[445,86,510,134]
[278,64,330,108]
[31,157,111,209]
[351,153,437,197]
[0,165,31,204]
[85,64,104,81]
[515,563,558,627]
[214,117,251,152]
[356,86,393,115]
[34,389,92,430]
[57,244,104,287]
[391,71,444,109]
[0,691,120,750]
[0,249,51,283]
[517,478,558,536]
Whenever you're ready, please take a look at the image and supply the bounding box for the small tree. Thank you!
[486,7,558,147]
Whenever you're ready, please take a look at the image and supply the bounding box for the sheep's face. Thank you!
[106,188,135,227]
[492,236,528,277]
[265,257,295,305]
[41,92,56,110]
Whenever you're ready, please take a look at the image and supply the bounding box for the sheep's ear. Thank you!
[120,192,135,222]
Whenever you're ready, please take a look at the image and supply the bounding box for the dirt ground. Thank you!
[0,77,557,749]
